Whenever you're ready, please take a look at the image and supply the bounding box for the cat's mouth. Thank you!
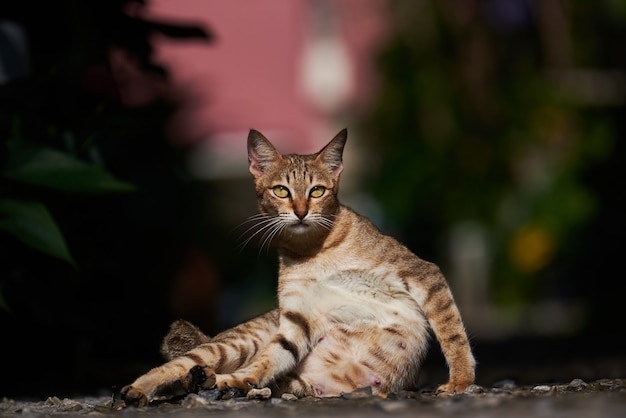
[290,222,310,230]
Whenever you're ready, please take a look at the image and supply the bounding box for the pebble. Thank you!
[198,388,222,401]
[567,378,588,391]
[181,394,210,408]
[340,386,373,399]
[220,388,244,400]
[246,388,272,400]
[493,379,517,390]
[532,385,553,392]
[44,397,82,411]
[464,384,486,394]
[281,393,298,401]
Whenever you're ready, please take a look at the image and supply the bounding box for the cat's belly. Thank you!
[280,269,430,396]
[298,269,426,329]
[297,319,429,396]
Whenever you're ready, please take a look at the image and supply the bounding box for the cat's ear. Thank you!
[247,129,281,177]
[316,128,347,177]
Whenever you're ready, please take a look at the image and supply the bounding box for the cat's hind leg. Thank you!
[212,309,321,394]
[121,310,279,406]
[417,265,475,393]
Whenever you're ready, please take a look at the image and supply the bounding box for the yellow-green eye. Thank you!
[272,185,290,198]
[309,186,326,198]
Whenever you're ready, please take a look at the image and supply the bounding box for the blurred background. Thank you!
[1,0,624,399]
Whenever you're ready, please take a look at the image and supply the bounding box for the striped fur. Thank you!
[121,129,475,405]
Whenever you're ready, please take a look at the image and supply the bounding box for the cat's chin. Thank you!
[289,223,310,232]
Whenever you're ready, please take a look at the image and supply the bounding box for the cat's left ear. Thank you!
[316,128,347,178]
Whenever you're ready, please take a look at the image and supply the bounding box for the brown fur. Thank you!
[121,129,475,406]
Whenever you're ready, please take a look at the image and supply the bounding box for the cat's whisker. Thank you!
[237,221,273,249]
[233,213,273,233]
[258,221,288,255]
[315,221,334,232]
[236,216,275,240]
[308,214,335,232]
[237,217,283,252]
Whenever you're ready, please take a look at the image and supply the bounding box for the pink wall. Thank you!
[118,0,389,164]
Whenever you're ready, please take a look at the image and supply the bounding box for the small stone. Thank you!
[341,386,373,399]
[568,378,588,390]
[59,399,82,411]
[493,379,517,390]
[198,388,222,401]
[182,393,210,408]
[221,388,244,400]
[386,390,414,400]
[464,384,486,394]
[281,393,298,401]
[531,385,552,392]
[44,397,62,406]
[489,387,512,395]
[246,387,272,400]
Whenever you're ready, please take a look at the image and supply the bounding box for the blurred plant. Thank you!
[0,0,211,311]
[0,120,137,309]
[361,0,620,319]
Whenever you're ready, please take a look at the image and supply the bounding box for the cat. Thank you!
[120,128,475,406]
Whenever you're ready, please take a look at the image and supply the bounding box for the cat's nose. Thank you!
[295,209,308,220]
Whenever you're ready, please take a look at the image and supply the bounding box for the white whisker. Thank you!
[237,214,283,252]
[236,209,336,254]
[232,213,271,232]
[259,220,288,255]
[236,217,274,240]
[308,214,335,232]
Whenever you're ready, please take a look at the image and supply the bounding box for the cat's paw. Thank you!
[436,379,473,394]
[216,373,259,392]
[182,365,217,392]
[120,385,149,407]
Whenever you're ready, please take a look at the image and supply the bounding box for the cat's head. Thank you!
[247,129,347,239]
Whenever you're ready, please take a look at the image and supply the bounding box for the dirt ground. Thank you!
[2,378,625,418]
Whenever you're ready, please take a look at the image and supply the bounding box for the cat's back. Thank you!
[324,205,422,265]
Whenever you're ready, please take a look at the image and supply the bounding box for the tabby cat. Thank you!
[121,128,475,406]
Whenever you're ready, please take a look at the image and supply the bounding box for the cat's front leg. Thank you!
[120,357,216,406]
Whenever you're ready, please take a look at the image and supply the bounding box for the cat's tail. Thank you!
[160,319,211,360]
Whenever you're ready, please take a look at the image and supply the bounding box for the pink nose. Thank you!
[295,209,308,220]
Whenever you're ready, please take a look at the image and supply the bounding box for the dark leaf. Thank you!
[3,143,135,194]
[0,199,75,265]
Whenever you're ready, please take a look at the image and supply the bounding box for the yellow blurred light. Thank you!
[509,224,555,273]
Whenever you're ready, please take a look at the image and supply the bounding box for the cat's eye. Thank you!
[272,185,290,198]
[309,186,326,198]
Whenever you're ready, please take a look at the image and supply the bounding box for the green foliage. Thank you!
[0,199,75,265]
[0,124,137,310]
[0,137,137,270]
[0,114,137,282]
[361,0,621,310]
[3,141,136,194]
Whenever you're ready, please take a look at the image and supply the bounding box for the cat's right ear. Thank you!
[316,128,347,178]
[247,129,280,178]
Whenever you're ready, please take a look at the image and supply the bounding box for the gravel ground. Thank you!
[2,378,625,418]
